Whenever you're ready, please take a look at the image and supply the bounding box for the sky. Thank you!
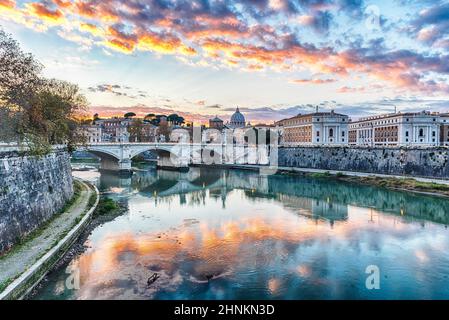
[1,0,449,124]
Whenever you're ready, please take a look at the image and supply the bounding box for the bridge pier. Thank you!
[156,153,189,172]
[99,157,133,175]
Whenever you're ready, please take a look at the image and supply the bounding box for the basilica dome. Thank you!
[229,107,246,128]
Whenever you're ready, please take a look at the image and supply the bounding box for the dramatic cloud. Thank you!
[87,84,149,98]
[411,2,449,45]
[1,0,448,96]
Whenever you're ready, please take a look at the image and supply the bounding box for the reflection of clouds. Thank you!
[68,204,447,299]
[108,187,125,194]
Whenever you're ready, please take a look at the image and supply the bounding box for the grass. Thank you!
[93,197,119,217]
[307,171,332,179]
[0,180,101,296]
[306,171,449,196]
[0,278,13,293]
[0,180,89,295]
[0,180,84,262]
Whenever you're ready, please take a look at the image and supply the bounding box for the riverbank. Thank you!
[0,179,99,300]
[192,164,449,197]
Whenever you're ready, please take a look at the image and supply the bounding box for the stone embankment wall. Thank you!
[0,149,73,255]
[278,146,449,178]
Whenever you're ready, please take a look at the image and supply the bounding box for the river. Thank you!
[32,163,449,300]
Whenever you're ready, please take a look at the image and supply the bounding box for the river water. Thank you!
[33,164,449,300]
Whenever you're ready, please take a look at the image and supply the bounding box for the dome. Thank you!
[210,116,223,122]
[230,107,246,128]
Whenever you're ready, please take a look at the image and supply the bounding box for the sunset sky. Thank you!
[1,0,449,124]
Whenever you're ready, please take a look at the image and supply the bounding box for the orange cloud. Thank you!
[1,0,447,95]
[26,2,65,23]
[79,22,103,37]
[0,0,15,9]
[75,0,95,17]
[53,0,72,9]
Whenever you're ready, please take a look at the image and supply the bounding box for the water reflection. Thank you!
[34,166,449,300]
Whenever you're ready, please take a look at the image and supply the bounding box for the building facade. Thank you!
[276,111,349,146]
[209,116,224,130]
[440,113,449,146]
[348,111,441,147]
[79,125,102,143]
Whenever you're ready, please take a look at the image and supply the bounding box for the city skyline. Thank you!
[1,0,449,124]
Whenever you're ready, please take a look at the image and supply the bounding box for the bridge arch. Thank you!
[86,148,121,161]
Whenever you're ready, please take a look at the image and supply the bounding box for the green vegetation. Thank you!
[0,278,13,293]
[0,29,87,154]
[0,181,84,263]
[305,171,449,196]
[308,171,332,179]
[94,197,119,217]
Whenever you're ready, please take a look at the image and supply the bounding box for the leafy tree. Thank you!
[124,112,136,119]
[144,113,155,121]
[167,113,185,126]
[21,79,88,153]
[128,118,144,142]
[150,114,167,126]
[157,122,171,142]
[0,28,87,153]
[0,29,42,110]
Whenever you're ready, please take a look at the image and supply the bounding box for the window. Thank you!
[432,131,436,137]
[419,129,424,137]
[317,131,320,137]
[317,138,320,143]
[405,131,409,137]
[329,129,334,137]
[342,131,345,137]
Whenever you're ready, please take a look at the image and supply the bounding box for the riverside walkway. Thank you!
[0,180,97,300]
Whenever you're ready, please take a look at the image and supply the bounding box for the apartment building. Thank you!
[348,111,441,147]
[440,113,449,146]
[79,125,102,143]
[276,111,349,146]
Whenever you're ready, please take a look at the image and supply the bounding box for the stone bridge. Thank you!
[80,142,274,173]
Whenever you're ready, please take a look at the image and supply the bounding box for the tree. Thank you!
[150,114,167,126]
[167,113,185,126]
[128,118,144,142]
[124,112,136,119]
[21,79,88,153]
[0,28,42,143]
[0,28,87,153]
[144,113,155,122]
[157,122,171,142]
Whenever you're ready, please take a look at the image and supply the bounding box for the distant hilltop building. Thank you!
[228,107,246,129]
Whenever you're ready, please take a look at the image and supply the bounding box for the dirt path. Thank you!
[0,181,92,290]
